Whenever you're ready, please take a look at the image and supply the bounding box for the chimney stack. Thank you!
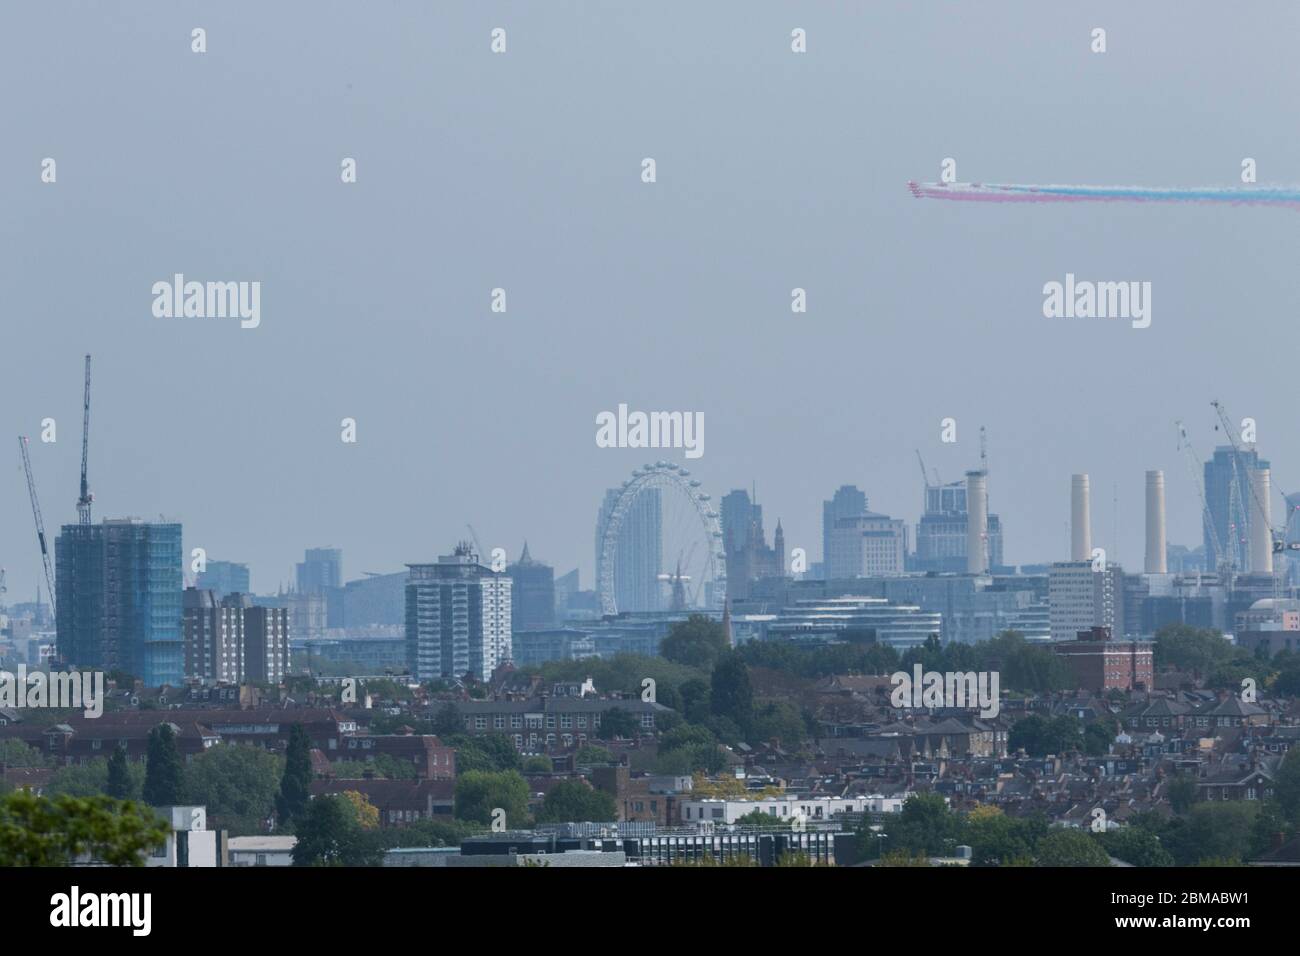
[966,470,988,574]
[1071,474,1092,561]
[1250,466,1273,574]
[1145,470,1167,573]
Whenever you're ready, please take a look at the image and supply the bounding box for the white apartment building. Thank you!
[1049,560,1121,641]
[826,513,907,578]
[406,544,512,682]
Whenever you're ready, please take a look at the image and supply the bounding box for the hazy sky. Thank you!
[4,1,1300,600]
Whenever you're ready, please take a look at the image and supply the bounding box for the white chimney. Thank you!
[966,470,988,574]
[1145,470,1166,573]
[1250,467,1273,574]
[1071,474,1092,562]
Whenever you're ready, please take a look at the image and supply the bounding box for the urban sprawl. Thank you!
[4,409,1300,869]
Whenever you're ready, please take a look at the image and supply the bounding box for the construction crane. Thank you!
[1175,420,1233,576]
[18,436,57,618]
[465,524,486,562]
[1211,399,1300,562]
[915,450,933,489]
[77,354,93,525]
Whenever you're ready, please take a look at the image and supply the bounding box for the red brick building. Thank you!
[1052,627,1153,692]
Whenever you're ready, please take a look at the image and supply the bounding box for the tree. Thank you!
[1083,722,1113,757]
[1008,714,1082,757]
[882,793,959,856]
[677,679,712,724]
[1154,625,1231,675]
[1274,749,1300,825]
[339,790,380,830]
[291,795,383,866]
[184,744,284,835]
[710,652,754,737]
[535,780,617,824]
[1250,801,1289,859]
[0,791,168,866]
[1034,829,1111,867]
[0,739,47,769]
[1166,773,1198,815]
[733,808,788,829]
[523,756,554,773]
[387,817,484,848]
[962,805,1043,866]
[655,723,725,774]
[444,733,520,772]
[750,701,808,750]
[573,746,613,767]
[1098,827,1174,867]
[106,746,133,800]
[1273,660,1300,698]
[276,724,313,828]
[596,708,640,741]
[454,770,531,827]
[1179,803,1259,865]
[432,703,462,737]
[660,615,729,670]
[142,724,184,806]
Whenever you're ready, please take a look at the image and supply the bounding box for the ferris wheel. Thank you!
[597,462,727,616]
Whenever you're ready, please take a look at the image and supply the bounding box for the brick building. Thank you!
[1052,627,1153,691]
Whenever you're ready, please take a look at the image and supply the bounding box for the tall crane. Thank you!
[77,354,93,525]
[1210,401,1299,604]
[465,524,486,562]
[18,436,57,618]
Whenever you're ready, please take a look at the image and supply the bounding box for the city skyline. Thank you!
[0,404,1273,602]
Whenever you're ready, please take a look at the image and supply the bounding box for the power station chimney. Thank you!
[1071,474,1092,561]
[1250,466,1273,574]
[1145,470,1167,573]
[966,470,988,574]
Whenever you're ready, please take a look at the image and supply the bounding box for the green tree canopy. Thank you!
[276,723,313,827]
[660,615,729,670]
[1008,714,1082,757]
[574,745,613,767]
[185,743,284,835]
[1154,625,1231,674]
[0,791,169,866]
[1097,827,1174,867]
[596,708,640,740]
[454,770,531,828]
[443,732,521,772]
[143,723,185,806]
[0,739,48,769]
[106,746,136,800]
[1034,829,1111,867]
[534,780,617,824]
[710,652,754,737]
[291,795,384,866]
